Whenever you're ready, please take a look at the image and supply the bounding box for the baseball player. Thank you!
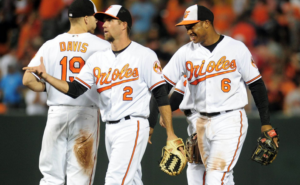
[161,5,279,185]
[22,0,110,184]
[24,5,182,185]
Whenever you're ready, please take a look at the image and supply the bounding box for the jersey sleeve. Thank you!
[237,44,261,85]
[174,76,187,95]
[163,46,186,86]
[142,50,165,91]
[75,54,96,89]
[28,44,46,67]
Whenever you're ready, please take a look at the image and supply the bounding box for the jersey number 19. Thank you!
[60,56,85,82]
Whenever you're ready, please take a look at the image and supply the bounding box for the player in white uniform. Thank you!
[22,0,110,184]
[161,5,279,185]
[24,5,182,185]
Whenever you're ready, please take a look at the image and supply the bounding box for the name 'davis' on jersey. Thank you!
[59,41,89,53]
[93,64,139,86]
[186,56,237,83]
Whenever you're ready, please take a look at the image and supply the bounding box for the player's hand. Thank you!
[159,116,166,128]
[167,134,185,155]
[261,125,279,148]
[148,127,154,144]
[23,57,47,79]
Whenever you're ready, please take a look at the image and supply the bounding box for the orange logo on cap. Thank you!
[184,11,190,18]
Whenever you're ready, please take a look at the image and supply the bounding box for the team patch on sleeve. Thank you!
[153,61,162,74]
[251,57,257,68]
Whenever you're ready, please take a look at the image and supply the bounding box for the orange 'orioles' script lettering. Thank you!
[186,56,237,85]
[93,64,139,93]
[59,41,88,53]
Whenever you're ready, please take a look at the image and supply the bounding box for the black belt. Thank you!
[183,109,193,117]
[107,115,130,124]
[200,110,233,117]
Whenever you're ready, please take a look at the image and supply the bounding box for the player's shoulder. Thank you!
[130,41,155,53]
[129,41,157,57]
[85,33,110,45]
[87,46,111,59]
[222,35,248,50]
[177,41,197,54]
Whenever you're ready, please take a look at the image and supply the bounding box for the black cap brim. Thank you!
[94,12,119,22]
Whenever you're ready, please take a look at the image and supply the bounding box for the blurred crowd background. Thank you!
[0,0,299,116]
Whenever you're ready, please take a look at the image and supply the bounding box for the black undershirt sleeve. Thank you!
[248,78,270,126]
[165,81,174,94]
[66,80,88,99]
[148,84,170,128]
[170,91,184,111]
[148,94,159,128]
[152,84,170,106]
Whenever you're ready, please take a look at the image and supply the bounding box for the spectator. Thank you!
[0,63,23,108]
[0,49,17,78]
[162,0,186,35]
[39,0,65,40]
[284,85,300,115]
[212,0,236,34]
[25,90,47,115]
[130,0,156,42]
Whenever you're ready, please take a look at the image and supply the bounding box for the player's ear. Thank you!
[84,16,89,25]
[122,22,128,31]
[203,20,210,29]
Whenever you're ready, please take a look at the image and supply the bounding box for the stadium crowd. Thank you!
[0,0,299,116]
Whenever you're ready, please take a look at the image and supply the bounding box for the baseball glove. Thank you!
[159,138,187,176]
[186,133,202,164]
[251,128,279,165]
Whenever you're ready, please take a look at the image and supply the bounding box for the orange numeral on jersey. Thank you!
[123,86,133,101]
[60,56,85,82]
[221,78,231,92]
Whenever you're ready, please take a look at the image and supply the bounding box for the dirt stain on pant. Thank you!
[196,117,209,167]
[210,154,226,171]
[74,130,95,175]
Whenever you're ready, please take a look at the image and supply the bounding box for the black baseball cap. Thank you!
[176,5,214,26]
[68,0,97,18]
[94,5,132,28]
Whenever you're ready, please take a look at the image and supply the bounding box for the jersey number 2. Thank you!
[60,56,85,82]
[221,78,231,92]
[123,87,133,101]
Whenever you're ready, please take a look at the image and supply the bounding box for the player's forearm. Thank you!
[42,73,69,93]
[23,72,46,92]
[159,105,175,136]
[248,78,270,125]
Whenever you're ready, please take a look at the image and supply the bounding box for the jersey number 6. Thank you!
[60,56,85,82]
[221,78,231,92]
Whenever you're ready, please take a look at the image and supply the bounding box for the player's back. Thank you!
[29,32,110,106]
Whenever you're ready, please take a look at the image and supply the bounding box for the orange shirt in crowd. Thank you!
[251,2,269,26]
[212,4,235,33]
[231,22,256,48]
[39,0,65,20]
[163,0,185,35]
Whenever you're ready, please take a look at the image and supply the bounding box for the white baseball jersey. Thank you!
[173,75,194,111]
[28,32,110,107]
[163,35,261,113]
[76,41,165,122]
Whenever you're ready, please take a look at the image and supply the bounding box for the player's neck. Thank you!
[201,31,220,47]
[110,36,131,51]
[68,25,88,34]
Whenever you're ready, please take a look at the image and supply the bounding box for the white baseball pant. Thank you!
[196,108,248,185]
[39,106,100,185]
[105,117,149,185]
